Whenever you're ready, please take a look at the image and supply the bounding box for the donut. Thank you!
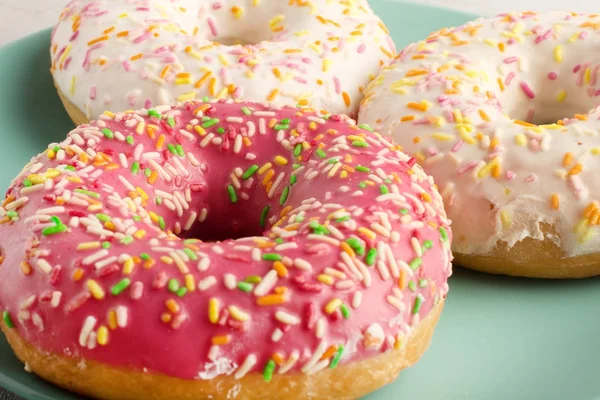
[50,0,395,125]
[357,11,600,279]
[0,100,451,399]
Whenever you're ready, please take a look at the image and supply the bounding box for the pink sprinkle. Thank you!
[145,99,152,109]
[547,72,558,80]
[122,60,132,71]
[594,89,600,97]
[592,65,600,86]
[89,86,96,100]
[520,81,535,99]
[573,64,582,73]
[338,38,346,51]
[451,140,464,152]
[135,7,150,11]
[444,109,455,123]
[212,2,223,9]
[333,76,341,94]
[505,71,516,86]
[133,32,151,44]
[233,87,243,98]
[525,174,537,183]
[207,17,218,37]
[526,109,535,123]
[293,76,307,84]
[63,57,72,69]
[580,30,589,39]
[457,161,478,175]
[69,31,79,41]
[505,171,516,180]
[503,56,518,64]
[130,282,143,300]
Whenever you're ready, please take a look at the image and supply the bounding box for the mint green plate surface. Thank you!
[1,2,599,399]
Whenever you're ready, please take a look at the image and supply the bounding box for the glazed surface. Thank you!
[359,12,600,259]
[0,100,451,380]
[51,0,394,119]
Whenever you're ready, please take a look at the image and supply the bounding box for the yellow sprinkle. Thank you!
[500,211,511,227]
[87,279,105,300]
[267,89,279,101]
[228,305,250,322]
[453,109,464,124]
[591,147,600,155]
[185,274,196,292]
[322,59,331,72]
[123,257,135,275]
[177,91,197,102]
[77,242,101,251]
[585,68,591,84]
[208,298,220,323]
[514,133,527,146]
[477,157,500,178]
[274,155,288,166]
[258,162,272,175]
[554,45,563,63]
[324,298,342,314]
[317,274,334,285]
[557,90,567,102]
[97,326,109,345]
[70,76,76,96]
[458,127,476,145]
[160,255,173,265]
[431,133,454,141]
[357,227,376,240]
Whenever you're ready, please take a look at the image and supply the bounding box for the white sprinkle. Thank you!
[251,248,261,262]
[301,341,327,373]
[51,291,62,308]
[79,316,97,347]
[95,256,118,270]
[184,211,197,231]
[20,184,44,195]
[198,276,217,291]
[234,354,257,379]
[294,258,313,271]
[224,273,237,290]
[307,234,340,246]
[271,328,284,342]
[315,317,325,338]
[253,270,278,296]
[307,359,330,375]
[275,310,300,325]
[198,257,211,271]
[36,259,52,274]
[352,292,363,309]
[200,133,214,147]
[387,295,404,311]
[5,197,28,211]
[377,260,391,281]
[116,306,128,327]
[278,351,300,374]
[233,134,243,153]
[117,175,136,191]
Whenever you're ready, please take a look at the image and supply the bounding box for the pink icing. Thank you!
[0,101,451,380]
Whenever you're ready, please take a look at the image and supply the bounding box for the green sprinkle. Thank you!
[329,345,344,369]
[279,186,290,205]
[290,174,297,186]
[380,185,389,194]
[316,148,327,158]
[144,168,152,178]
[237,282,253,292]
[409,257,422,270]
[155,196,162,205]
[184,239,199,244]
[293,144,302,157]
[216,127,225,134]
[423,240,433,250]
[292,163,301,170]
[167,144,177,155]
[358,182,367,189]
[168,279,180,293]
[340,304,351,319]
[358,123,374,132]
[42,224,68,236]
[3,311,14,329]
[126,135,134,145]
[50,216,62,226]
[241,107,251,115]
[335,215,351,223]
[439,227,449,241]
[101,128,114,139]
[176,287,188,297]
[346,237,365,256]
[111,278,131,296]
[158,216,165,230]
[281,118,290,124]
[274,124,289,131]
[351,140,369,148]
[262,253,281,261]
[102,241,111,249]
[6,211,18,219]
[244,276,261,284]
[202,118,219,128]
[295,215,305,223]
[227,185,238,203]
[328,158,339,164]
[22,179,32,187]
[202,96,210,102]
[260,206,270,228]
[419,279,428,288]
[183,248,198,261]
[275,238,284,244]
[263,360,276,382]
[131,162,140,175]
[96,213,111,222]
[412,294,424,315]
[132,215,142,222]
[119,235,133,245]
[167,116,176,127]
[140,253,150,260]
[74,189,100,199]
[365,248,377,266]
[53,146,61,152]
[384,178,392,184]
[175,144,184,157]
[242,165,259,180]
[147,109,160,118]
[355,165,370,173]
[408,280,416,292]
[309,220,330,235]
[400,208,409,215]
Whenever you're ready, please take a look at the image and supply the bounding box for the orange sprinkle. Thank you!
[405,69,428,77]
[273,261,288,277]
[267,89,280,101]
[569,163,583,175]
[73,268,84,282]
[398,269,407,290]
[87,35,109,46]
[116,30,129,37]
[551,194,560,210]
[256,294,287,306]
[20,261,32,276]
[563,152,574,167]
[262,169,275,186]
[321,345,338,361]
[194,71,212,88]
[575,114,588,121]
[514,120,535,127]
[497,77,505,92]
[407,101,428,112]
[272,353,285,365]
[165,299,180,314]
[160,65,171,79]
[108,310,118,330]
[161,313,172,324]
[103,26,115,34]
[342,91,351,107]
[130,53,143,61]
[148,170,159,185]
[479,109,490,122]
[156,134,166,149]
[340,242,355,258]
[401,115,415,122]
[498,42,505,52]
[211,335,231,345]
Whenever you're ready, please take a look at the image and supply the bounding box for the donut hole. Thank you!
[178,210,267,243]
[505,98,597,125]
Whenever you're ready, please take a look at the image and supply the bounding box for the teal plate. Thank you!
[1,1,600,399]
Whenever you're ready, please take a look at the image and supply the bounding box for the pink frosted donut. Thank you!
[0,100,451,400]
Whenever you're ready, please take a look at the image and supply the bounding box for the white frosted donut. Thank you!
[50,0,394,121]
[359,12,600,278]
